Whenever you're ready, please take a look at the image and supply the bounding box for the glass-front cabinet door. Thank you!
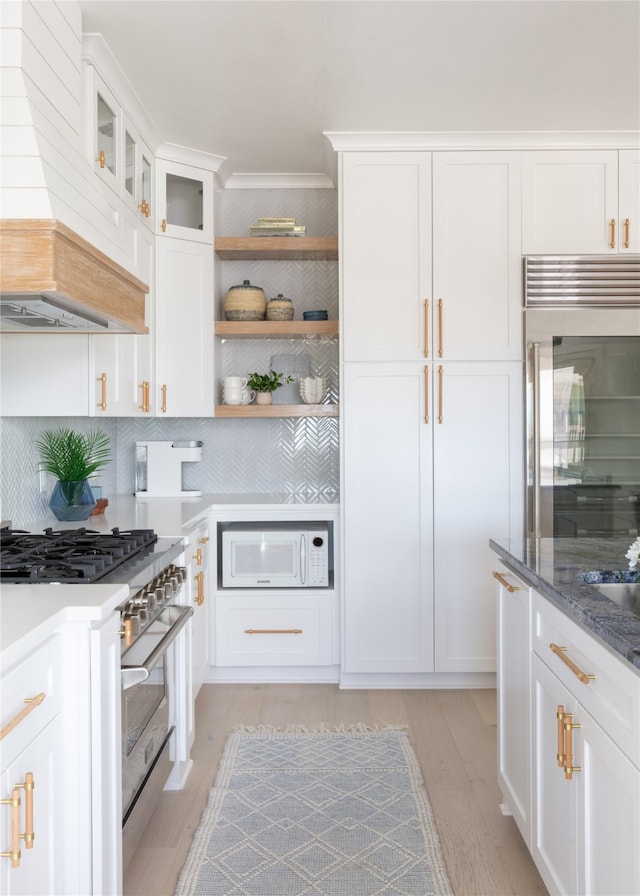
[95,82,118,191]
[155,158,214,242]
[122,119,154,228]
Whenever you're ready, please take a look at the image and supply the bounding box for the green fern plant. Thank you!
[36,427,111,481]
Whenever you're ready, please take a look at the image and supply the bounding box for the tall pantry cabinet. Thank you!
[339,151,524,683]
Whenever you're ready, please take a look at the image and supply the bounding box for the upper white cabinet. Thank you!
[522,149,640,254]
[155,158,214,243]
[341,151,522,363]
[0,335,91,416]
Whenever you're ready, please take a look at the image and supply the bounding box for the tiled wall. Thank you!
[0,188,340,523]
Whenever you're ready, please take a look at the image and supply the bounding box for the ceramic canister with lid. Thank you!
[223,280,267,320]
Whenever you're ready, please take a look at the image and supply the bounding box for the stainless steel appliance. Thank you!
[525,256,640,537]
[0,526,193,870]
[220,522,331,588]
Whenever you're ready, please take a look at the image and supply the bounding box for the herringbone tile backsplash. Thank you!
[0,188,340,524]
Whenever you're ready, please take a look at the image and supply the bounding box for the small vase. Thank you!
[49,480,96,521]
[255,392,273,405]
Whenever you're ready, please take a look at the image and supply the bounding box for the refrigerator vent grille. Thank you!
[524,255,640,306]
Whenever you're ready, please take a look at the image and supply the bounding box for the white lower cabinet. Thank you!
[342,361,522,680]
[183,518,210,699]
[494,566,532,846]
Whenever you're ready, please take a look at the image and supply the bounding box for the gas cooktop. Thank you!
[0,527,163,584]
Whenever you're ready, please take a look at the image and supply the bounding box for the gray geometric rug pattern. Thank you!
[175,727,454,896]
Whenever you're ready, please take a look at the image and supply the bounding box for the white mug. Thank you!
[225,388,255,405]
[224,376,248,391]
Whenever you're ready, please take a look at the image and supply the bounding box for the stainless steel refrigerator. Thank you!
[525,255,640,537]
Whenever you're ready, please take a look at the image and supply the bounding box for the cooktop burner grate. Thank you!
[0,527,158,584]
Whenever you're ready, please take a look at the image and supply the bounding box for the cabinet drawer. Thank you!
[532,592,640,767]
[217,596,333,666]
[1,635,63,758]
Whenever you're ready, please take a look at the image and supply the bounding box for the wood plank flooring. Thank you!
[124,685,547,896]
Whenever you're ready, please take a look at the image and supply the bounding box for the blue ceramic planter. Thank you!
[49,480,96,521]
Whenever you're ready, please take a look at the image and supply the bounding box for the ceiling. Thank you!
[77,0,640,184]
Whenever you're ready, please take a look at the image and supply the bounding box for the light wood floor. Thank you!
[124,684,547,896]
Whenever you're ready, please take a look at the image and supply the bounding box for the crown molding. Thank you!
[156,142,227,173]
[323,131,640,152]
[219,172,336,189]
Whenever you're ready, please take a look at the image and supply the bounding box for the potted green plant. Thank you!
[36,427,111,520]
[246,370,293,405]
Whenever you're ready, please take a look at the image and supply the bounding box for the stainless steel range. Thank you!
[0,525,193,870]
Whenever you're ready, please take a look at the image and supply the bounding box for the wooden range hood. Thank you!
[0,219,148,333]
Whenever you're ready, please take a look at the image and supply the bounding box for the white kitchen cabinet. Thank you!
[494,565,532,847]
[341,360,522,678]
[155,158,214,243]
[154,236,214,416]
[341,151,522,363]
[0,335,91,416]
[522,149,640,254]
[183,519,210,699]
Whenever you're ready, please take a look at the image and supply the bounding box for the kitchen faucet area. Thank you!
[1,2,639,895]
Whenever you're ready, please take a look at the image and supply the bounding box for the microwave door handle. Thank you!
[300,534,306,586]
[121,604,193,691]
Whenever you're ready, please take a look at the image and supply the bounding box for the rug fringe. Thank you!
[232,722,408,735]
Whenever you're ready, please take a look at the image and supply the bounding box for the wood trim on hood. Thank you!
[0,219,149,333]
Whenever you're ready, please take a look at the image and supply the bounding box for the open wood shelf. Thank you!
[214,236,338,260]
[215,320,338,338]
[215,404,339,418]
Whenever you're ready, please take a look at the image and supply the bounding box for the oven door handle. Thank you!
[121,604,193,691]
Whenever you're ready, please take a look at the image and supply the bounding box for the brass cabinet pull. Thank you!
[549,643,595,685]
[194,571,204,606]
[199,536,210,544]
[1,788,21,867]
[609,218,616,249]
[96,149,105,168]
[563,714,582,779]
[161,218,167,233]
[161,384,167,413]
[97,372,107,411]
[438,365,443,424]
[492,570,521,592]
[424,365,429,423]
[244,629,303,635]
[437,298,444,357]
[0,694,46,742]
[139,199,150,218]
[556,705,566,767]
[424,299,429,358]
[624,217,630,248]
[138,381,150,413]
[17,774,34,849]
[195,548,202,566]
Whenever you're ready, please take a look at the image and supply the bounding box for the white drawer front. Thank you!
[532,592,640,768]
[1,635,63,758]
[217,596,333,666]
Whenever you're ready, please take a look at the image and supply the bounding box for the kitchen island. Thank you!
[490,536,640,896]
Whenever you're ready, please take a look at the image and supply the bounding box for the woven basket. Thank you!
[266,294,294,321]
[224,280,266,321]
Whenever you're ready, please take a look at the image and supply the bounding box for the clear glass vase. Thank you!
[49,480,96,521]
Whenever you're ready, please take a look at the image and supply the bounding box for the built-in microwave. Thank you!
[220,522,331,588]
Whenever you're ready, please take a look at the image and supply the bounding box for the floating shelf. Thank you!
[214,236,338,260]
[215,320,338,338]
[215,404,339,418]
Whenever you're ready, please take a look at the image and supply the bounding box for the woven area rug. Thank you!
[175,726,454,896]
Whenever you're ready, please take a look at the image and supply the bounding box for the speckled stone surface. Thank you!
[490,537,640,673]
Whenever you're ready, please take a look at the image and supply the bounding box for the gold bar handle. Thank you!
[194,571,204,606]
[0,694,46,742]
[195,548,202,566]
[424,365,429,423]
[95,149,105,169]
[199,536,210,544]
[97,372,107,411]
[437,298,444,358]
[16,774,34,849]
[438,365,443,424]
[1,788,21,867]
[244,629,303,635]
[564,714,582,779]
[624,217,630,249]
[549,643,596,685]
[161,384,167,414]
[492,570,521,592]
[138,381,150,413]
[609,218,616,249]
[424,299,429,358]
[556,705,566,767]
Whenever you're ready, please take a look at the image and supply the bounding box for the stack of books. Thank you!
[249,217,306,237]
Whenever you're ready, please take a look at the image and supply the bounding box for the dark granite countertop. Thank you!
[490,537,640,674]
